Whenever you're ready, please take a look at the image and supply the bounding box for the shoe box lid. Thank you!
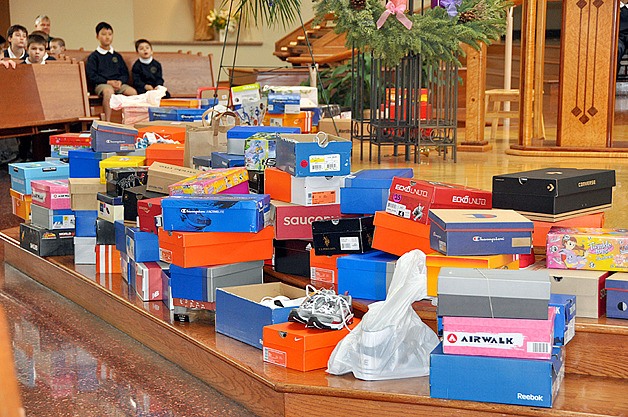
[158,225,274,247]
[337,250,398,273]
[344,169,413,189]
[607,272,628,290]
[312,215,374,234]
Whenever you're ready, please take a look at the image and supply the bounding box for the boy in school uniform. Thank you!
[49,38,66,58]
[23,34,56,64]
[85,21,137,122]
[131,38,171,98]
[3,25,28,60]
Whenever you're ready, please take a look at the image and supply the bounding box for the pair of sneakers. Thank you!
[288,285,354,331]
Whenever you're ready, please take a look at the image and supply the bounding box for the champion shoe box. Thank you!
[275,133,352,177]
[546,227,628,272]
[74,236,96,264]
[20,223,74,256]
[312,215,374,256]
[138,198,164,234]
[105,167,149,197]
[429,209,533,256]
[264,167,343,206]
[273,239,311,277]
[430,343,564,408]
[169,260,264,302]
[606,273,628,319]
[99,156,146,184]
[386,178,491,223]
[68,149,116,178]
[146,163,201,194]
[492,168,615,215]
[122,185,165,222]
[437,268,551,320]
[168,167,248,196]
[9,161,69,195]
[215,282,306,349]
[30,180,70,210]
[371,211,432,255]
[337,251,398,301]
[126,227,160,263]
[227,126,300,155]
[341,168,413,215]
[69,178,106,211]
[31,205,75,230]
[161,194,270,233]
[267,93,300,114]
[157,226,274,268]
[210,152,245,168]
[90,121,138,153]
[270,200,342,240]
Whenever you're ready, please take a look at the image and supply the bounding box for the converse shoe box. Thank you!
[430,343,564,408]
[606,272,628,319]
[20,222,74,257]
[9,161,69,195]
[275,133,352,177]
[105,167,149,197]
[311,215,374,256]
[341,168,413,215]
[492,168,615,214]
[227,126,300,156]
[337,251,398,301]
[270,200,342,240]
[169,260,264,302]
[215,282,305,349]
[273,239,311,277]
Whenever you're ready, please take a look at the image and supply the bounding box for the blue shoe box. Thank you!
[74,210,98,237]
[161,194,270,233]
[9,161,69,195]
[430,343,564,408]
[276,133,352,177]
[125,227,159,262]
[267,93,300,114]
[211,152,245,168]
[90,121,138,153]
[340,168,414,214]
[550,293,576,345]
[68,149,116,178]
[114,220,128,254]
[215,282,305,349]
[227,126,301,155]
[606,273,628,319]
[192,155,212,171]
[337,251,398,301]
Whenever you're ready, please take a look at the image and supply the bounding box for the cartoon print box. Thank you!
[546,227,628,272]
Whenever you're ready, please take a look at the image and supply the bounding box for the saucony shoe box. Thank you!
[337,251,398,301]
[273,239,311,277]
[105,167,149,197]
[9,161,69,195]
[492,168,615,215]
[430,343,564,408]
[386,178,491,223]
[227,126,300,155]
[270,200,342,240]
[341,168,413,215]
[606,272,628,319]
[20,223,74,257]
[275,133,352,177]
[312,215,374,256]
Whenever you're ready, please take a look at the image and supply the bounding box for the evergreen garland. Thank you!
[314,0,511,67]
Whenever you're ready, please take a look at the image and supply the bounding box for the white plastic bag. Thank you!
[110,85,168,110]
[327,249,439,380]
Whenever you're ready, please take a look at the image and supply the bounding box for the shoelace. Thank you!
[308,292,354,331]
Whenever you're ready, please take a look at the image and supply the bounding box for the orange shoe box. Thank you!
[158,226,274,268]
[372,211,432,255]
[532,212,605,247]
[262,319,359,371]
[309,251,347,284]
[10,188,32,220]
[145,143,185,167]
[137,125,187,143]
[426,253,519,297]
[96,245,122,274]
[263,111,313,133]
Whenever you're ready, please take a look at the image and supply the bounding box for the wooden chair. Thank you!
[0,306,24,417]
[484,88,520,141]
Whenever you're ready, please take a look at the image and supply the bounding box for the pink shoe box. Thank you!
[168,167,248,196]
[30,179,70,210]
[135,261,168,301]
[442,307,555,360]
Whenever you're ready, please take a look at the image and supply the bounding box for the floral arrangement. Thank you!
[207,9,239,32]
[314,0,511,67]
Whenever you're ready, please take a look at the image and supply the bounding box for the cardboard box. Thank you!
[426,253,518,298]
[606,272,628,319]
[69,178,106,211]
[429,209,533,256]
[264,167,343,206]
[137,198,164,234]
[10,188,32,220]
[161,194,270,233]
[274,239,311,277]
[135,261,168,301]
[96,245,121,274]
[20,223,74,256]
[531,212,605,247]
[337,251,397,301]
[492,168,615,215]
[275,133,352,177]
[31,205,75,230]
[68,149,116,179]
[546,227,628,272]
[386,178,492,224]
[545,268,608,318]
[309,252,346,285]
[97,192,124,223]
[145,143,185,167]
[442,307,555,359]
[340,168,413,215]
[227,126,301,155]
[74,236,96,264]
[99,156,146,184]
[126,227,160,263]
[105,167,149,197]
[170,260,264,302]
[270,200,342,240]
[215,282,306,349]
[168,167,248,196]
[371,211,432,255]
[312,215,374,256]
[146,162,200,194]
[95,218,116,245]
[9,161,69,195]
[211,152,245,169]
[30,180,70,210]
[262,320,359,371]
[317,118,352,141]
[158,226,274,268]
[437,267,551,319]
[90,120,138,153]
[430,343,564,408]
[550,294,576,345]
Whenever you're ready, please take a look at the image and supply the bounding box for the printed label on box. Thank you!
[340,237,360,251]
[309,154,340,173]
[526,342,551,354]
[32,190,46,204]
[309,191,336,205]
[159,247,172,263]
[126,236,135,259]
[53,216,74,229]
[263,346,287,367]
[385,201,412,219]
[311,267,335,283]
[445,332,524,350]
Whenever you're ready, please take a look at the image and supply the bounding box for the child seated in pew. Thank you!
[132,39,170,98]
[86,21,137,122]
[3,25,27,60]
[49,37,66,59]
[23,34,55,64]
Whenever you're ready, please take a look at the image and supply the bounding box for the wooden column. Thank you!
[459,43,491,152]
[556,0,618,147]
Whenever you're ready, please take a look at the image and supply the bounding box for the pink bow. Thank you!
[376,0,413,30]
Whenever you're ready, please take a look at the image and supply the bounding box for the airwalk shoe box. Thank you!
[492,168,615,215]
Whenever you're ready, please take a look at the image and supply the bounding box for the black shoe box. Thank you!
[248,170,264,194]
[105,167,149,197]
[312,216,375,256]
[273,239,311,277]
[96,218,116,245]
[122,185,166,222]
[20,222,74,257]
